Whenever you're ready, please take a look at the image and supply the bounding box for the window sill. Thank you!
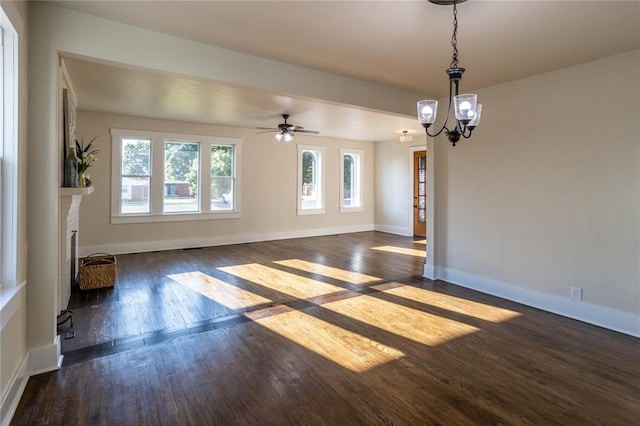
[111,210,241,224]
[0,282,25,331]
[340,206,364,213]
[297,208,325,216]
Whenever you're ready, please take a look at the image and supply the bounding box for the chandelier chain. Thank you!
[450,3,459,69]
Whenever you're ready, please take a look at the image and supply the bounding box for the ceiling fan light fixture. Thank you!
[260,114,319,142]
[283,131,294,143]
[398,130,414,144]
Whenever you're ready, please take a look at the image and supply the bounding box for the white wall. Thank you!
[435,50,639,334]
[76,111,375,254]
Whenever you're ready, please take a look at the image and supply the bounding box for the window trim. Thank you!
[1,12,18,288]
[111,128,241,224]
[297,144,325,215]
[339,148,364,213]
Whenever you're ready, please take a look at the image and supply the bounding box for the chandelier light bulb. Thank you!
[274,132,284,141]
[454,94,477,124]
[467,104,482,129]
[417,100,438,127]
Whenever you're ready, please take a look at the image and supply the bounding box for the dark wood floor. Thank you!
[12,231,640,425]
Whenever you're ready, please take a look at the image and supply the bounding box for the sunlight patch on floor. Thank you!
[274,259,381,285]
[371,245,426,257]
[413,239,427,245]
[251,307,405,372]
[218,263,345,299]
[372,283,521,323]
[168,271,272,310]
[323,294,479,346]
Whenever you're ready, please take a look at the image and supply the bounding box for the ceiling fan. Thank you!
[257,114,320,142]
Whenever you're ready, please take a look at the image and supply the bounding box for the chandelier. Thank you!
[398,130,414,144]
[417,0,482,146]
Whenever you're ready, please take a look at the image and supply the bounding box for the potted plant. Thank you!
[75,136,98,187]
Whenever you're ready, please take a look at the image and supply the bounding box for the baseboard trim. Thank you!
[374,224,412,237]
[438,267,639,338]
[0,355,28,426]
[80,224,376,256]
[423,263,435,280]
[27,335,63,376]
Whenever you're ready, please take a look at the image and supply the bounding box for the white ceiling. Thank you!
[55,0,640,141]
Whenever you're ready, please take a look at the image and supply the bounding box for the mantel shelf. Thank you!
[59,186,94,197]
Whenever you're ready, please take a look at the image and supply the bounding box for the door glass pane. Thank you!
[419,182,425,196]
[419,210,426,222]
[164,141,199,213]
[419,168,425,182]
[419,196,425,209]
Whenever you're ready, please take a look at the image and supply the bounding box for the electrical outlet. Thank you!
[570,286,583,301]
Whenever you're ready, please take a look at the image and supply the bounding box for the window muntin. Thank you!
[340,149,363,212]
[111,129,241,223]
[297,145,325,215]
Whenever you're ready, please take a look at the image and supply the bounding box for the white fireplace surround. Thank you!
[59,186,93,313]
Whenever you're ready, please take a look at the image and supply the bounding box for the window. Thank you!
[111,129,241,224]
[297,145,325,215]
[1,12,18,288]
[211,145,234,211]
[340,148,363,212]
[164,141,199,213]
[121,138,151,214]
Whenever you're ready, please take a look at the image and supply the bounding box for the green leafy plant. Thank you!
[75,136,99,175]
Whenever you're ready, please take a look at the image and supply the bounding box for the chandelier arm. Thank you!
[425,125,450,138]
[461,125,474,139]
[424,76,456,138]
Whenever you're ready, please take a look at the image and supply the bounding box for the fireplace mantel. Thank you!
[60,186,94,197]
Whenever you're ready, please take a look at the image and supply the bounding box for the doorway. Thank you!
[413,150,426,237]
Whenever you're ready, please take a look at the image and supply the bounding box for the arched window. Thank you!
[340,149,363,212]
[298,145,325,214]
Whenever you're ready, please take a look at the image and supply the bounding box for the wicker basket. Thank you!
[79,253,117,290]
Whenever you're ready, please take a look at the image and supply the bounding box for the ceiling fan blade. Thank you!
[256,130,277,134]
[256,126,278,130]
[295,129,320,135]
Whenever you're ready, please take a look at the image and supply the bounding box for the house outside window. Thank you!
[297,145,325,215]
[111,129,241,224]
